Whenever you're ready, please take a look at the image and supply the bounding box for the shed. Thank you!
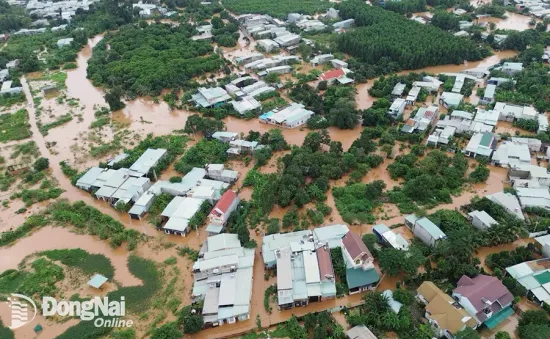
[88,274,108,289]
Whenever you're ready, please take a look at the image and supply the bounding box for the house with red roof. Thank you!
[452,274,514,330]
[316,245,336,300]
[206,190,240,235]
[341,231,379,294]
[318,68,354,86]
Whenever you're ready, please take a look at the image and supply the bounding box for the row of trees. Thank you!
[337,1,491,79]
[87,23,224,97]
[222,0,332,19]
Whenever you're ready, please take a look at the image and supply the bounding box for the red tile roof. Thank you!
[320,68,345,81]
[211,190,237,216]
[316,246,334,281]
[342,231,372,262]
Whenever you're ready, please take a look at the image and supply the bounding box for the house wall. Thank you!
[471,216,490,231]
[452,293,481,326]
[209,197,241,225]
[412,223,436,247]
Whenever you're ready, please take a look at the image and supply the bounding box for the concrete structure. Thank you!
[509,164,550,188]
[468,210,498,231]
[480,84,496,105]
[487,191,525,220]
[311,54,334,66]
[333,19,355,29]
[331,59,348,69]
[493,102,537,122]
[427,125,456,147]
[205,164,239,184]
[535,235,550,258]
[372,224,409,251]
[212,132,238,143]
[463,132,497,158]
[56,38,74,48]
[273,34,300,47]
[440,92,464,108]
[346,325,377,339]
[231,96,261,115]
[402,105,439,133]
[257,39,279,52]
[452,275,514,329]
[516,187,550,210]
[234,53,264,65]
[404,215,446,247]
[406,86,421,105]
[510,137,542,152]
[417,281,476,337]
[259,103,314,129]
[227,139,261,155]
[387,98,406,119]
[506,258,550,306]
[160,197,206,236]
[192,87,231,108]
[206,190,240,235]
[473,109,499,130]
[391,83,406,98]
[538,114,549,133]
[192,234,254,326]
[501,62,523,75]
[491,141,531,167]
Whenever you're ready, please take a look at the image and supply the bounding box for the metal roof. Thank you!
[129,148,167,176]
[303,250,320,284]
[207,234,241,252]
[76,167,105,188]
[87,274,108,288]
[468,210,498,227]
[161,196,186,218]
[416,217,446,240]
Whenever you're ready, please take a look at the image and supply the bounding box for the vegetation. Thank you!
[222,0,331,18]
[174,139,228,174]
[330,247,349,295]
[40,248,115,279]
[0,258,64,298]
[0,109,31,143]
[88,23,224,97]
[178,304,204,334]
[333,180,385,224]
[495,64,550,112]
[517,310,550,339]
[38,113,72,135]
[387,151,469,211]
[337,1,490,81]
[58,255,162,338]
[184,114,225,136]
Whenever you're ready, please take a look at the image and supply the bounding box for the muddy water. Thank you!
[0,306,79,339]
[475,237,535,272]
[478,12,536,31]
[0,226,140,286]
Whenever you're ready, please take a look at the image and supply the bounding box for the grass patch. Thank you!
[10,140,39,158]
[38,113,72,135]
[57,256,162,339]
[11,187,64,206]
[0,109,31,143]
[40,249,115,279]
[0,258,64,298]
[0,93,25,108]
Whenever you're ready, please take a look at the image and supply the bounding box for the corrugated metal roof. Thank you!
[416,217,446,240]
[207,234,241,252]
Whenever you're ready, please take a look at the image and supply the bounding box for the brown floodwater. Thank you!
[0,226,140,286]
[477,12,537,31]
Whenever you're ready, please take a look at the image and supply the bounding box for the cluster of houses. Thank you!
[262,225,380,309]
[24,0,99,22]
[192,233,254,327]
[0,60,23,96]
[288,10,355,33]
[417,275,514,337]
[76,148,241,236]
[212,131,265,156]
[259,102,315,129]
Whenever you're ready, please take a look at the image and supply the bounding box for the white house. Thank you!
[468,210,498,231]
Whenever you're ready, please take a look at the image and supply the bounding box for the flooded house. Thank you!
[346,325,377,339]
[234,53,264,66]
[331,59,348,69]
[311,54,334,66]
[404,214,447,247]
[491,141,531,167]
[493,102,537,122]
[333,18,355,30]
[515,187,550,211]
[427,125,456,147]
[192,234,254,326]
[500,62,523,76]
[128,148,167,178]
[257,39,279,52]
[56,38,74,48]
[259,103,315,129]
[159,196,206,236]
[206,190,240,235]
[473,109,498,131]
[230,96,261,115]
[467,210,499,231]
[391,83,406,98]
[463,132,497,158]
[479,84,496,105]
[128,192,155,220]
[227,139,262,155]
[342,231,380,294]
[416,281,477,337]
[273,34,301,48]
[0,81,23,95]
[405,86,421,105]
[319,68,354,86]
[212,131,238,143]
[439,92,464,109]
[191,87,232,108]
[509,164,550,188]
[486,191,525,220]
[401,104,438,134]
[205,164,239,184]
[452,275,514,329]
[387,98,406,119]
[506,258,550,307]
[372,224,409,251]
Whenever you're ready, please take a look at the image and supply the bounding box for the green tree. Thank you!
[178,305,203,334]
[104,88,125,111]
[455,327,481,339]
[495,332,512,339]
[33,157,49,171]
[150,322,182,339]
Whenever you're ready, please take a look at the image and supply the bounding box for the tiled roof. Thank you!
[342,231,372,262]
[320,68,345,81]
[211,190,237,216]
